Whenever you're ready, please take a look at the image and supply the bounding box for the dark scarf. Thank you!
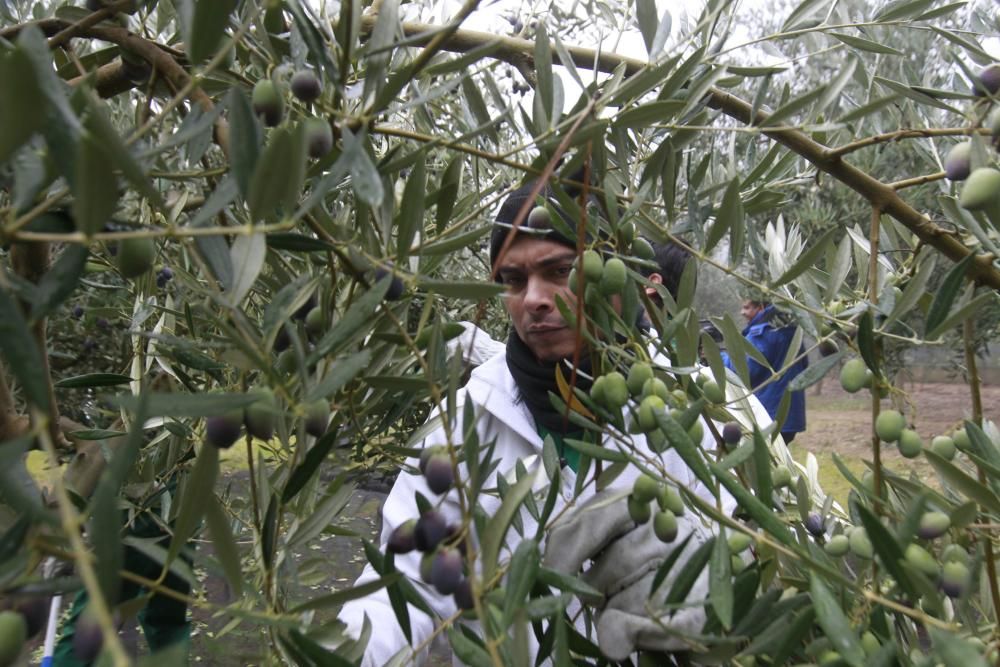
[506,331,594,434]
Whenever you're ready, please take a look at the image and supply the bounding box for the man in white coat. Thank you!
[338,180,770,665]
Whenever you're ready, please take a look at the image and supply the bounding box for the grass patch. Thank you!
[787,441,866,509]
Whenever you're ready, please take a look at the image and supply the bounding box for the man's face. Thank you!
[741,300,764,322]
[496,236,579,362]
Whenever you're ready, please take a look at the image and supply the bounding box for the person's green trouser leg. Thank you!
[51,518,193,665]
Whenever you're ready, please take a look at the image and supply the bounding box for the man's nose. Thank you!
[523,276,554,312]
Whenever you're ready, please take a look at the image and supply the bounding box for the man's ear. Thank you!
[644,272,662,297]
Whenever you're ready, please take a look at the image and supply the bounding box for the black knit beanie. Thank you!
[489,177,602,275]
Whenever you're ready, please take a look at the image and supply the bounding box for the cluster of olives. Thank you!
[726,531,754,573]
[521,206,653,300]
[0,597,48,666]
[590,362,718,452]
[567,247,628,298]
[822,510,971,599]
[627,474,685,544]
[155,265,173,289]
[805,630,885,667]
[871,409,924,458]
[204,389,328,449]
[839,360,969,459]
[942,64,1000,214]
[839,358,874,394]
[205,388,276,448]
[251,69,332,158]
[387,510,473,610]
[273,294,336,374]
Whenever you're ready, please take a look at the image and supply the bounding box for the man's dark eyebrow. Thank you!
[496,265,524,275]
[537,252,577,268]
[497,251,577,275]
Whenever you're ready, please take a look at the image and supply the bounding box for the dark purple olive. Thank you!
[290,70,322,103]
[414,510,448,552]
[303,400,329,438]
[424,453,454,495]
[940,562,970,598]
[252,80,284,127]
[721,422,742,445]
[944,142,972,181]
[374,265,404,301]
[805,513,826,538]
[974,63,1000,96]
[274,326,291,352]
[72,305,84,319]
[387,519,417,554]
[244,389,277,441]
[430,547,463,595]
[453,578,474,610]
[159,266,173,280]
[303,117,333,158]
[419,552,434,582]
[444,523,466,555]
[72,612,104,662]
[419,445,444,474]
[918,511,950,540]
[96,318,110,330]
[206,412,244,449]
[14,597,49,638]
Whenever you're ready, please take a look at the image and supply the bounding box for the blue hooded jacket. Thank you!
[724,305,808,434]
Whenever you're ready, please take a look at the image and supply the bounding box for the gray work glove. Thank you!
[544,489,713,661]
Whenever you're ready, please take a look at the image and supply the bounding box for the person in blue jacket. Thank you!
[726,298,808,442]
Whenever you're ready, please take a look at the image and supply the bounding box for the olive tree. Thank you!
[0,0,999,664]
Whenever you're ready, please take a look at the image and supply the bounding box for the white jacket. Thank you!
[339,352,768,665]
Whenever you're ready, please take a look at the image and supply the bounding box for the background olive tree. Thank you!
[1,0,999,664]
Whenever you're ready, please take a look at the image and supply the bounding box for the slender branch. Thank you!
[891,171,946,191]
[825,127,992,159]
[868,206,884,516]
[0,17,64,40]
[364,19,1000,291]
